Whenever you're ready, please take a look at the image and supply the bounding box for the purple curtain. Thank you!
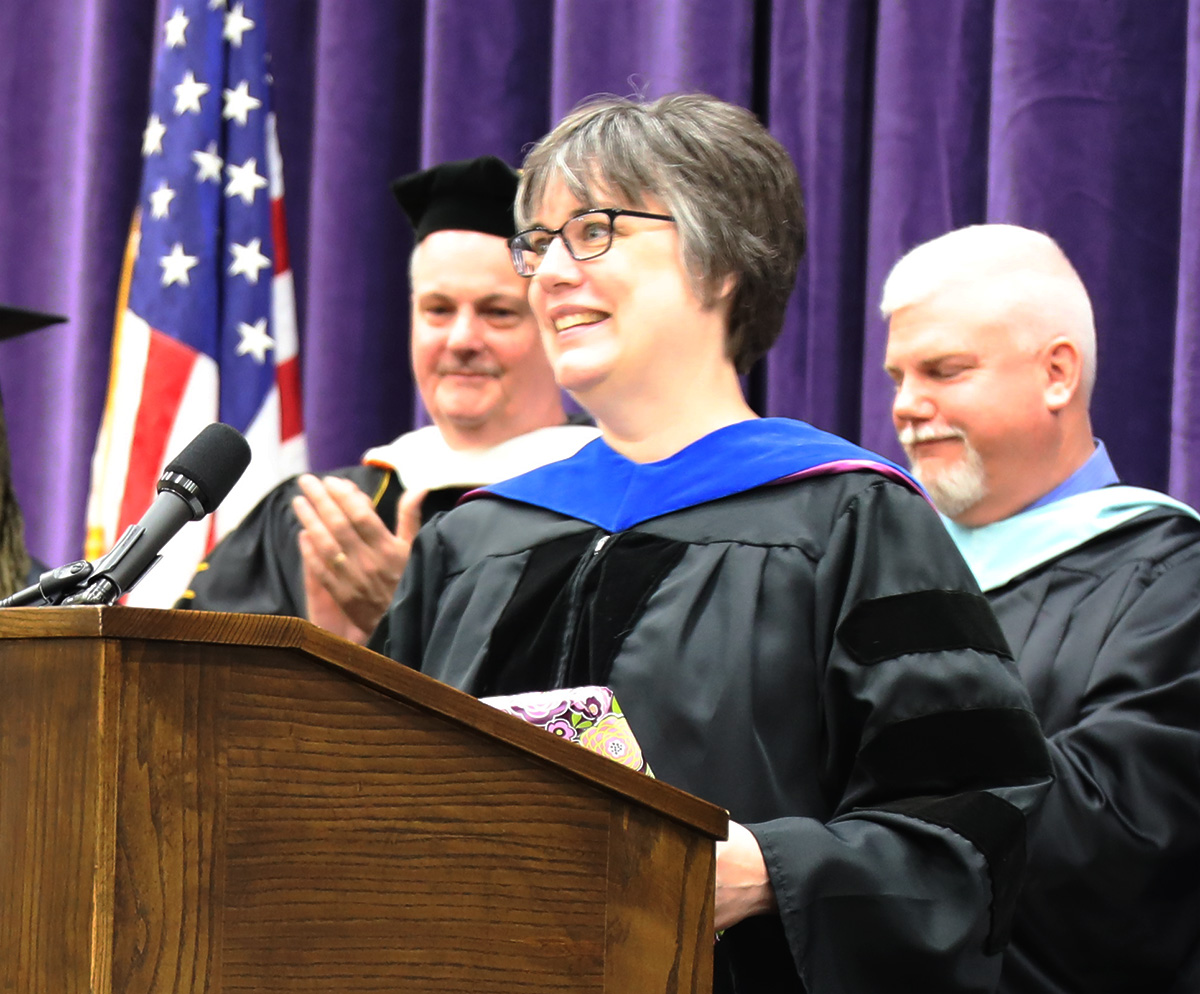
[2,0,1198,568]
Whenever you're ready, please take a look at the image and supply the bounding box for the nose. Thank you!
[445,309,483,351]
[532,233,583,292]
[891,374,935,427]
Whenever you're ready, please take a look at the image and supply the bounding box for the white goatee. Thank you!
[899,425,988,519]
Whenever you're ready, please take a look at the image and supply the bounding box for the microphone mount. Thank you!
[0,560,95,608]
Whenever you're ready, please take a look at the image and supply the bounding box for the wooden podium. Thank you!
[0,607,726,993]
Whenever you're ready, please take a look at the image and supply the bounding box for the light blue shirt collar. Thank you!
[1022,439,1119,512]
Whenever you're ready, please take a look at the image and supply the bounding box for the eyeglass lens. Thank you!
[514,211,615,274]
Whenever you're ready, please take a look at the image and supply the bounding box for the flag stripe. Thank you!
[270,196,290,275]
[277,356,303,440]
[115,329,199,531]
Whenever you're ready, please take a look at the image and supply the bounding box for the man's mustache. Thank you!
[436,361,501,377]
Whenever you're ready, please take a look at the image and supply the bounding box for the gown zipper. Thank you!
[552,529,614,686]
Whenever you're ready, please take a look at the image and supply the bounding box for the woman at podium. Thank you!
[371,93,1051,993]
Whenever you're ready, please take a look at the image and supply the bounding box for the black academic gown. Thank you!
[989,507,1200,994]
[374,433,1052,993]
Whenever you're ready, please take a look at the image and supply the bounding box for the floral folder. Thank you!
[480,685,653,777]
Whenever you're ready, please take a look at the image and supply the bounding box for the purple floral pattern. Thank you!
[482,685,653,777]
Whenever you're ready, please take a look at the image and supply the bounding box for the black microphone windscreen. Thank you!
[162,423,252,514]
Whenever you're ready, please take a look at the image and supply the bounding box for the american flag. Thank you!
[85,0,306,607]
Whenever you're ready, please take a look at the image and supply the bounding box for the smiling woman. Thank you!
[503,95,806,461]
[517,95,805,374]
[371,94,1052,994]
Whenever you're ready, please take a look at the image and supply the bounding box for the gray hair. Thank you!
[516,93,805,373]
[880,224,1097,401]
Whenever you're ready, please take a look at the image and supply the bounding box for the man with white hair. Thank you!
[882,223,1200,993]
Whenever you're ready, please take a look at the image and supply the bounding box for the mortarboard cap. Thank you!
[0,305,67,344]
[390,156,519,242]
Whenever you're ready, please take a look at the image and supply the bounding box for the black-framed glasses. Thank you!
[507,208,676,277]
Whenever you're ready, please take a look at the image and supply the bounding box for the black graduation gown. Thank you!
[373,466,1052,993]
[989,507,1200,994]
[178,465,465,615]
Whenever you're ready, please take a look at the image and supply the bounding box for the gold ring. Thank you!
[331,551,348,567]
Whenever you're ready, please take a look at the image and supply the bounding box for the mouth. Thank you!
[906,435,961,449]
[551,309,609,333]
[904,437,964,466]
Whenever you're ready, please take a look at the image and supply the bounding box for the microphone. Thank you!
[61,423,251,606]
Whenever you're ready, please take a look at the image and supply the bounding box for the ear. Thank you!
[705,273,738,319]
[1043,337,1081,412]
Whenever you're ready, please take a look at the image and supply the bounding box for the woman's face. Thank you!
[526,177,714,406]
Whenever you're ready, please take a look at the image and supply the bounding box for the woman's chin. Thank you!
[552,354,613,398]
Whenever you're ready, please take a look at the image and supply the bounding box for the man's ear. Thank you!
[1044,337,1082,411]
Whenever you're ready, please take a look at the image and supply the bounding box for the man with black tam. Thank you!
[181,157,596,639]
[0,305,66,597]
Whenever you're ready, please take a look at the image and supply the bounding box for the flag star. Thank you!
[229,238,272,284]
[223,3,255,47]
[142,114,167,156]
[148,180,176,219]
[172,70,210,116]
[225,157,268,205]
[192,141,223,183]
[160,243,200,287]
[208,0,227,8]
[222,80,261,126]
[164,8,189,48]
[236,318,274,363]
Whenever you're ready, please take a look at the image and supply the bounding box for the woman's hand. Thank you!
[715,820,778,932]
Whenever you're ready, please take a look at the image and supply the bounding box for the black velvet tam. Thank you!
[390,155,519,242]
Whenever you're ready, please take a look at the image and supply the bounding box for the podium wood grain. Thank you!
[0,607,725,993]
